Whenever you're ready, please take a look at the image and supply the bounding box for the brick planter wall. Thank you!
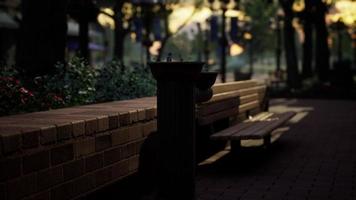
[0,97,157,200]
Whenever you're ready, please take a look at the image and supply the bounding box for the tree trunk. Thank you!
[79,15,89,61]
[17,0,68,81]
[302,0,313,78]
[157,11,170,61]
[279,0,300,89]
[313,0,330,82]
[114,1,125,61]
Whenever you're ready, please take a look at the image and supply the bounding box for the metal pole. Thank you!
[221,6,227,83]
[276,16,282,72]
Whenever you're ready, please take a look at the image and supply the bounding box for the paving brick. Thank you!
[111,127,129,146]
[95,167,112,186]
[112,159,129,179]
[103,146,124,166]
[72,121,85,137]
[23,150,50,174]
[95,134,112,152]
[7,173,37,200]
[85,153,103,173]
[0,132,21,154]
[63,159,84,181]
[38,166,63,190]
[97,116,109,132]
[128,124,143,141]
[22,129,40,148]
[56,123,72,141]
[51,181,74,200]
[0,156,21,181]
[40,126,57,145]
[51,144,74,165]
[85,118,98,135]
[75,138,95,157]
[108,114,119,130]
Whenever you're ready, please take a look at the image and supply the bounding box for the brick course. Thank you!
[37,166,63,191]
[51,144,74,166]
[0,96,156,200]
[23,150,50,174]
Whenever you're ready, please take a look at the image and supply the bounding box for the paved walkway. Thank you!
[196,99,356,200]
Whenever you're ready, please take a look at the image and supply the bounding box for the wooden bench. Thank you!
[196,80,295,152]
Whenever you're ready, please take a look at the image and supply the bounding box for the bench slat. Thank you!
[239,100,259,113]
[210,121,259,140]
[238,85,266,97]
[240,93,258,105]
[232,111,296,140]
[207,90,240,103]
[197,107,239,126]
[212,80,257,94]
[196,97,239,117]
[210,112,272,140]
[232,120,272,139]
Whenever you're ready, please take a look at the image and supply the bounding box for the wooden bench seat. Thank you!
[210,111,296,143]
[196,79,295,152]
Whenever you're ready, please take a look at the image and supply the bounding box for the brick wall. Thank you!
[0,97,157,200]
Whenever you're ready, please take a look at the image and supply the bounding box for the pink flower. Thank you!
[19,87,29,94]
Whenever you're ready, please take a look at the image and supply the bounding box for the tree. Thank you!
[313,0,330,82]
[301,0,313,78]
[17,0,68,82]
[243,0,277,72]
[68,0,99,62]
[279,0,301,88]
[113,0,128,61]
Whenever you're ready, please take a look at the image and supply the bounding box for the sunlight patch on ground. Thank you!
[289,112,308,124]
[198,148,230,166]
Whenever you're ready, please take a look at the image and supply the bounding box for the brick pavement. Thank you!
[196,99,356,200]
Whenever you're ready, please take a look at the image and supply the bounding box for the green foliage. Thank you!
[0,57,156,116]
[0,66,35,115]
[95,60,156,102]
[243,0,278,54]
[43,57,97,106]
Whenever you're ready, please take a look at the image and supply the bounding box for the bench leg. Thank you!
[263,134,271,147]
[230,140,241,154]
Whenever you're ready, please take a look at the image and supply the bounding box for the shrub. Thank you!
[95,61,156,102]
[0,66,36,115]
[0,57,156,116]
[42,57,97,106]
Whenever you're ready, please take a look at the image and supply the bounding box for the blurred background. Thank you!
[0,0,355,115]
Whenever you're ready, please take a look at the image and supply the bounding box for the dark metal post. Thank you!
[276,15,282,72]
[149,62,204,200]
[221,6,227,83]
[353,30,356,69]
